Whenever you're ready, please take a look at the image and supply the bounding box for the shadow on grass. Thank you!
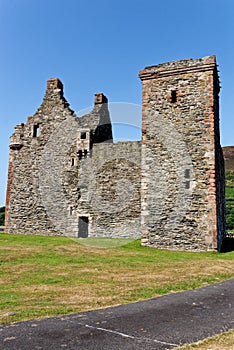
[221,233,234,253]
[70,237,136,249]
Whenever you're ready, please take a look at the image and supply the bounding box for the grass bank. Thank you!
[0,233,234,324]
[176,329,234,349]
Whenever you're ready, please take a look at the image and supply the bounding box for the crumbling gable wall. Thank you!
[5,78,76,235]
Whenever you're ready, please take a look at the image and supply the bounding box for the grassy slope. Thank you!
[0,234,234,324]
[223,146,234,172]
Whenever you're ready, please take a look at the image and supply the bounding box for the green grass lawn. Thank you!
[0,233,234,324]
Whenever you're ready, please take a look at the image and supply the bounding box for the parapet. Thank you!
[139,55,217,81]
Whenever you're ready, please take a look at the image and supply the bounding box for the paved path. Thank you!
[1,279,234,349]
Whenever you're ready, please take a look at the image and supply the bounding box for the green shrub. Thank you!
[226,199,234,231]
[226,182,234,231]
[0,207,5,226]
[226,171,234,186]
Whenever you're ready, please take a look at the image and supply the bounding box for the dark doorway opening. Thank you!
[78,216,89,238]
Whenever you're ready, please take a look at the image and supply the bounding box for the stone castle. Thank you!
[5,55,226,251]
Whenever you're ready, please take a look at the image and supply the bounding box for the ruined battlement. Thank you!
[139,55,217,79]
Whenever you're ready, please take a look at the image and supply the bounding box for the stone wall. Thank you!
[139,55,226,251]
[76,141,141,238]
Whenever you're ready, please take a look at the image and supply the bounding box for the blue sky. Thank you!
[0,0,233,206]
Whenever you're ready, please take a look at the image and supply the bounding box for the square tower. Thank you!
[139,56,226,251]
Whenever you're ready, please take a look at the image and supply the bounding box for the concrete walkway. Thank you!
[1,279,234,349]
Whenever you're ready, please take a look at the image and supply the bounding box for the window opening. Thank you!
[33,125,40,137]
[171,90,177,103]
[81,132,86,139]
[71,158,75,166]
[78,150,83,160]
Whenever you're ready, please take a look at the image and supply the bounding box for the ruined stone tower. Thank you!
[5,55,226,251]
[139,55,225,251]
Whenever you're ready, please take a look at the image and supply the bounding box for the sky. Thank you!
[0,0,233,206]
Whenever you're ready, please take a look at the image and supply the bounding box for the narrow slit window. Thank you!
[71,158,75,166]
[184,169,190,179]
[171,90,177,103]
[78,150,83,160]
[33,125,40,137]
[185,181,190,189]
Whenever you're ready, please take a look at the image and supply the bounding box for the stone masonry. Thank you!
[5,55,226,251]
[139,55,226,251]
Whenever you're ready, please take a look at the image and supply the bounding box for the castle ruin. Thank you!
[5,55,226,251]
